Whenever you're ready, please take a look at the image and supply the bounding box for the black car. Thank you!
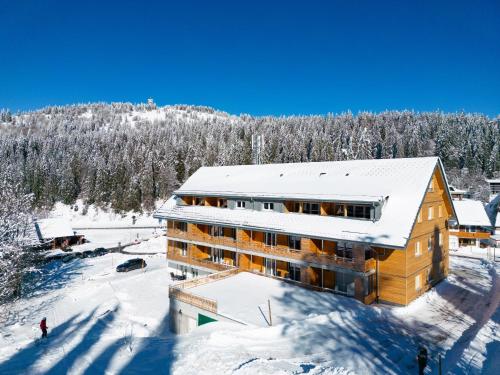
[82,250,94,258]
[94,247,108,256]
[62,254,76,263]
[116,258,147,272]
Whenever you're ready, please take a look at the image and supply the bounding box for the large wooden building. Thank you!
[155,157,456,306]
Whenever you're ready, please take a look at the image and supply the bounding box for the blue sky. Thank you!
[1,0,499,116]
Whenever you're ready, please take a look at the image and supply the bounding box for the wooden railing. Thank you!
[167,250,232,272]
[168,287,217,313]
[167,228,376,273]
[168,268,240,314]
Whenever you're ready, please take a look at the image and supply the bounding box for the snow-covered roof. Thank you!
[157,157,453,248]
[486,179,500,184]
[453,200,491,227]
[35,218,75,240]
[449,185,468,194]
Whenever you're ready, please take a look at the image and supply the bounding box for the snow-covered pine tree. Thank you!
[0,175,39,304]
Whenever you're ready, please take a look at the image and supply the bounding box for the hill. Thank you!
[0,102,498,211]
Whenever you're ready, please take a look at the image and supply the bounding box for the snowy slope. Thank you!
[0,254,498,375]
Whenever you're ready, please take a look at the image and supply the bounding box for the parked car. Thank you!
[94,247,107,256]
[62,247,73,253]
[62,254,76,263]
[82,250,94,258]
[116,258,147,272]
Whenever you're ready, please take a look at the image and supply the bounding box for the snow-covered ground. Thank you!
[0,252,498,374]
[450,246,499,261]
[46,200,161,229]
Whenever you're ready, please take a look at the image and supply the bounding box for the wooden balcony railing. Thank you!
[167,228,376,273]
[167,250,232,272]
[168,268,240,314]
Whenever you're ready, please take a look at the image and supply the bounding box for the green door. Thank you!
[198,313,217,326]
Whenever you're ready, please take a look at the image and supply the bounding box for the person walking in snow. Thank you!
[40,317,48,338]
[417,346,428,375]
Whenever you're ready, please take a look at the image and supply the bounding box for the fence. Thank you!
[168,268,240,314]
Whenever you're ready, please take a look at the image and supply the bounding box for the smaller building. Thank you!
[448,185,471,201]
[486,179,500,199]
[35,218,85,249]
[449,200,492,249]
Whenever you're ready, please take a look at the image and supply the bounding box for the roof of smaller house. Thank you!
[449,185,468,194]
[453,200,491,227]
[36,218,75,240]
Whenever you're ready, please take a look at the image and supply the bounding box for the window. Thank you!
[438,232,443,246]
[365,248,374,260]
[194,197,204,206]
[438,205,443,218]
[337,242,353,259]
[415,241,421,257]
[345,205,371,219]
[175,221,187,232]
[236,200,246,209]
[288,263,301,281]
[428,236,433,252]
[288,235,301,250]
[264,232,277,246]
[181,242,187,257]
[218,199,228,208]
[417,210,422,223]
[333,204,345,216]
[303,202,320,215]
[210,226,224,237]
[415,274,422,291]
[428,179,434,192]
[263,202,274,211]
[364,274,376,296]
[428,206,433,220]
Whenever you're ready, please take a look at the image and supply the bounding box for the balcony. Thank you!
[167,248,233,272]
[166,227,375,273]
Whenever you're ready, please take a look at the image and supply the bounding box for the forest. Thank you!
[0,102,499,212]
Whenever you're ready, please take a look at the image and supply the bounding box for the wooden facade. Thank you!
[165,165,453,306]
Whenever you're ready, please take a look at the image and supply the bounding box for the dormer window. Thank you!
[263,202,274,211]
[303,203,320,215]
[236,200,246,209]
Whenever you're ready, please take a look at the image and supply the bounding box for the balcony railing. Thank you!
[167,228,376,273]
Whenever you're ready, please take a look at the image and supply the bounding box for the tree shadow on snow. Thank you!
[274,284,449,374]
[21,259,90,299]
[117,310,176,375]
[0,310,95,374]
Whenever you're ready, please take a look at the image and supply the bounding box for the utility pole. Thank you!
[268,299,272,326]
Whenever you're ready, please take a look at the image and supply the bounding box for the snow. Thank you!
[35,218,74,240]
[48,200,161,229]
[157,157,454,248]
[189,272,339,326]
[1,253,498,374]
[453,199,492,227]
